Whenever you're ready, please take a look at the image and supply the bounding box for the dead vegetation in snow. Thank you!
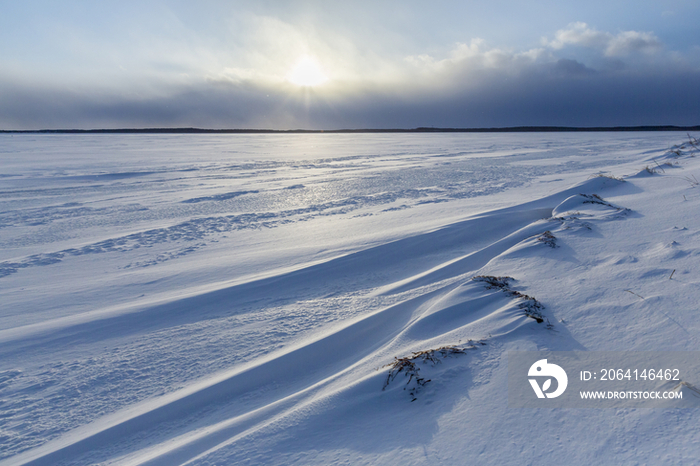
[383,341,486,401]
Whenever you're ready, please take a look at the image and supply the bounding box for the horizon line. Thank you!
[2,125,700,134]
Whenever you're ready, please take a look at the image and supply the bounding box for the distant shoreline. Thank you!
[2,125,699,134]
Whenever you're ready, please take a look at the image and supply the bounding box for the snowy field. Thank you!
[1,132,700,465]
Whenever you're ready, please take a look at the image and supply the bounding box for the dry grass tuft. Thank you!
[537,230,558,248]
[665,135,699,158]
[383,341,486,400]
[472,275,550,325]
[589,173,625,181]
[471,275,513,289]
[681,174,699,187]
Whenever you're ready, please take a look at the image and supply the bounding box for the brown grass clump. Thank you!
[472,275,550,325]
[589,173,625,181]
[383,341,486,401]
[471,275,513,289]
[537,230,558,248]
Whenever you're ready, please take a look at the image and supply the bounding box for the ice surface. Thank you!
[1,132,699,465]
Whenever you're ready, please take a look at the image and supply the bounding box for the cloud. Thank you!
[547,22,611,50]
[400,22,673,96]
[3,58,698,131]
[404,38,549,92]
[407,38,538,70]
[551,58,596,76]
[545,22,663,57]
[606,30,663,56]
[0,19,696,130]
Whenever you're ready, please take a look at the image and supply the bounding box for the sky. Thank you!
[1,0,699,130]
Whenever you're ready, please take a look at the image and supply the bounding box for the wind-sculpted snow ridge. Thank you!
[7,274,551,466]
[3,175,635,466]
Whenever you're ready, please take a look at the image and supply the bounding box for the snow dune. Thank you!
[1,133,699,465]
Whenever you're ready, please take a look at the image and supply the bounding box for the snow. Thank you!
[1,132,699,465]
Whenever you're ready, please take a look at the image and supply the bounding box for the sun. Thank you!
[287,56,328,87]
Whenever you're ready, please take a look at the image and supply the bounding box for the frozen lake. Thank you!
[1,132,698,465]
[0,132,676,281]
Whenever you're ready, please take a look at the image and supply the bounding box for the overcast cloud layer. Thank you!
[1,1,699,129]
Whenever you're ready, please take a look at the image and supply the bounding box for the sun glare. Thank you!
[287,56,328,87]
